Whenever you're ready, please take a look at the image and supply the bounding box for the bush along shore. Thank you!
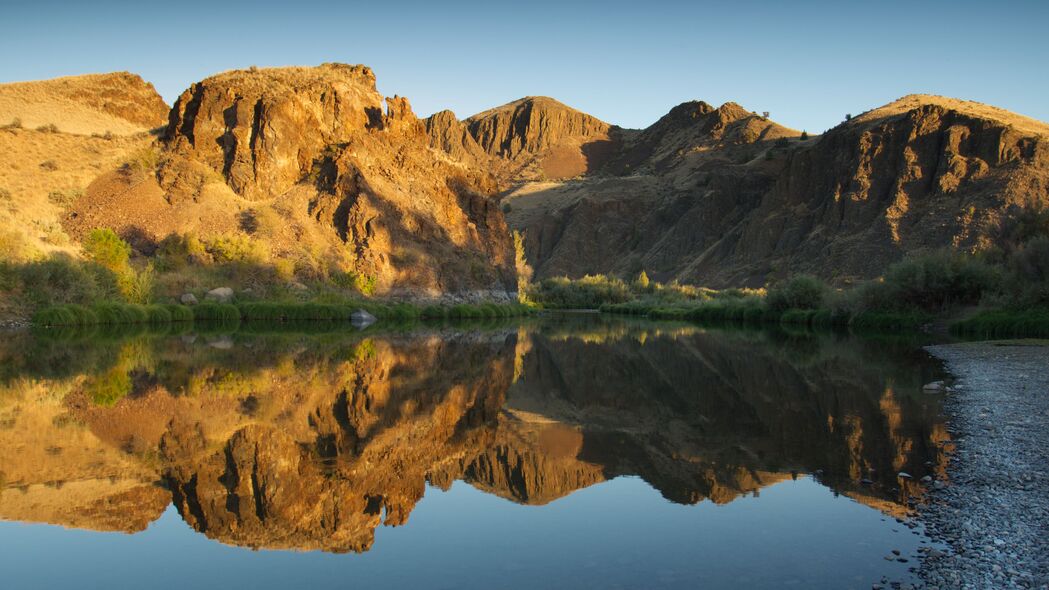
[31,301,536,328]
[527,238,1049,338]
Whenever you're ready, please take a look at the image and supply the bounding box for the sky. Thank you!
[1,0,1046,133]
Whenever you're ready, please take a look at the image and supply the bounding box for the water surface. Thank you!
[0,317,949,588]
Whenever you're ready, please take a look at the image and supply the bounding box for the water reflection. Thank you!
[0,317,947,554]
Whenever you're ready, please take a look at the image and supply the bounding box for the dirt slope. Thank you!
[0,73,167,267]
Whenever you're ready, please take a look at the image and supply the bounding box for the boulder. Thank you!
[180,293,199,305]
[350,309,377,326]
[205,287,235,303]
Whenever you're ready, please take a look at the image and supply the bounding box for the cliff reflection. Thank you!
[0,319,947,553]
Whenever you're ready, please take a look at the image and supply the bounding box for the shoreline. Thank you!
[918,341,1049,589]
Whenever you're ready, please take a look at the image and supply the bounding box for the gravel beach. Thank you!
[919,341,1049,589]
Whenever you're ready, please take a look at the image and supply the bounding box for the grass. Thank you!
[31,300,535,328]
[190,303,241,323]
[604,298,932,334]
[30,300,536,331]
[32,303,196,326]
[951,309,1049,339]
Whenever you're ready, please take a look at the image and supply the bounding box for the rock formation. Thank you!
[3,64,1048,296]
[496,95,1049,285]
[58,64,518,296]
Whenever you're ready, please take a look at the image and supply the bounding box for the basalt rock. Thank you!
[504,95,1049,286]
[164,63,383,200]
[153,64,517,295]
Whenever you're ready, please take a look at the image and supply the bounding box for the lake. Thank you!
[0,315,949,589]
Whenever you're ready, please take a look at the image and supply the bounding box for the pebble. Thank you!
[916,344,1049,588]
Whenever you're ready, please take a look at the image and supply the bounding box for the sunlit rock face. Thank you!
[0,321,947,552]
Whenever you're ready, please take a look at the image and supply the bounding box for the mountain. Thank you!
[491,94,1049,286]
[46,64,516,298]
[2,63,1047,300]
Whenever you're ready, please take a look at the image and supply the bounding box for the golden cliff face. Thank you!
[0,322,947,552]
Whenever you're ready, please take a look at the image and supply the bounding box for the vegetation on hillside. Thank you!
[527,211,1049,338]
[3,227,534,325]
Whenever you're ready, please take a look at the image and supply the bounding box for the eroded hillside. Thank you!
[492,95,1049,286]
[2,64,1047,299]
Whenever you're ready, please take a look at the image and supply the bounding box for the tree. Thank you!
[512,230,534,302]
[83,228,130,272]
[635,270,650,289]
[800,130,809,140]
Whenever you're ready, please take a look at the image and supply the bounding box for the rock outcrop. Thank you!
[164,63,383,200]
[460,96,619,180]
[66,64,518,296]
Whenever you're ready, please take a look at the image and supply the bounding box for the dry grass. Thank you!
[0,127,156,258]
[0,73,170,261]
[0,72,168,136]
[855,94,1049,137]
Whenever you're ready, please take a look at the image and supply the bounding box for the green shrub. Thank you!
[421,304,447,319]
[83,228,131,272]
[1009,236,1049,306]
[532,275,632,309]
[205,234,269,265]
[448,304,482,319]
[239,301,287,321]
[389,303,421,320]
[155,233,208,270]
[850,311,929,332]
[870,252,1001,312]
[780,309,817,325]
[767,275,825,311]
[33,305,79,327]
[16,255,102,305]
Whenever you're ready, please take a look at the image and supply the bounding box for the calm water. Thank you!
[0,316,949,589]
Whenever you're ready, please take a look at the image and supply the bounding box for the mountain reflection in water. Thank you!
[0,317,948,555]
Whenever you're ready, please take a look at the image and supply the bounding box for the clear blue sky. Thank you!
[2,0,1046,132]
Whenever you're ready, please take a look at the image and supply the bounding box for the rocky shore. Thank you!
[918,342,1049,589]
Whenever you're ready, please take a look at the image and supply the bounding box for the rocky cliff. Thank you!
[48,64,517,296]
[4,64,1048,296]
[499,95,1049,285]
